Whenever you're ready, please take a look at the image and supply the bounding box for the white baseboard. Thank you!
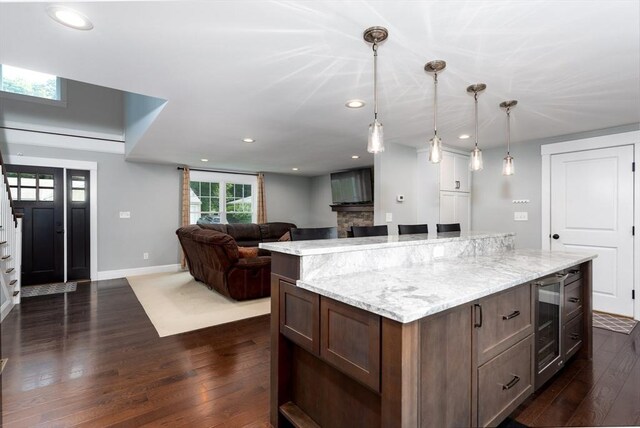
[0,300,14,322]
[97,264,181,281]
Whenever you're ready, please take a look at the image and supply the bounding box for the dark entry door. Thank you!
[67,170,90,281]
[6,165,64,286]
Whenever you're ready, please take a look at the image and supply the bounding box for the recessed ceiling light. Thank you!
[47,6,94,30]
[292,167,299,171]
[201,158,208,162]
[242,138,255,143]
[351,155,360,159]
[459,134,471,140]
[345,100,366,109]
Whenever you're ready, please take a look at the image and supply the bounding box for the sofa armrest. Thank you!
[233,256,271,269]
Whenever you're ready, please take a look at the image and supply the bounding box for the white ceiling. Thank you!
[0,1,639,175]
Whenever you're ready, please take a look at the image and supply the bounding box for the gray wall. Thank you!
[374,143,418,234]
[264,173,312,227]
[471,124,640,249]
[471,142,543,249]
[309,174,337,227]
[1,79,125,139]
[415,149,441,231]
[2,142,181,272]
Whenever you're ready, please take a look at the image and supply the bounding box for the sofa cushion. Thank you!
[226,223,262,242]
[198,223,228,234]
[238,247,259,258]
[259,222,297,241]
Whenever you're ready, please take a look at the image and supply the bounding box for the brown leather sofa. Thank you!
[176,222,295,301]
[196,221,295,247]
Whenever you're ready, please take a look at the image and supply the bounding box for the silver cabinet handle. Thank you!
[568,297,580,303]
[502,375,520,390]
[502,310,520,320]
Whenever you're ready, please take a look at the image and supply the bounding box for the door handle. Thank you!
[552,234,560,240]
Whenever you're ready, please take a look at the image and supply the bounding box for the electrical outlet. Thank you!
[385,212,393,222]
[119,211,131,219]
[514,212,528,221]
[143,252,149,260]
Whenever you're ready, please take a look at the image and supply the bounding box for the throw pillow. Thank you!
[238,247,259,258]
[279,231,291,242]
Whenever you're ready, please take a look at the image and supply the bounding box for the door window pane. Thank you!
[10,187,17,200]
[39,188,54,201]
[6,172,17,186]
[39,174,54,188]
[71,176,85,189]
[21,187,36,200]
[72,189,85,202]
[20,172,36,187]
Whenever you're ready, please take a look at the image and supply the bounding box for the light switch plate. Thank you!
[514,211,528,221]
[119,211,131,219]
[385,212,393,222]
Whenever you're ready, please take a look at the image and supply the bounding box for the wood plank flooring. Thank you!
[1,278,639,427]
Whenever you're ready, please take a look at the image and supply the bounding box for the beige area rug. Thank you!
[127,271,270,337]
[593,311,638,335]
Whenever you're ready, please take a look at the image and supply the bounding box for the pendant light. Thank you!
[466,84,486,171]
[500,100,518,176]
[363,26,388,154]
[425,60,446,163]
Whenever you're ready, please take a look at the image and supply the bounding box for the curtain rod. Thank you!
[177,166,258,176]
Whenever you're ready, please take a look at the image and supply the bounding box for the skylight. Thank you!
[0,64,61,101]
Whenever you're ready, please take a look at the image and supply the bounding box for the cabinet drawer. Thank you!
[320,297,381,392]
[476,283,533,364]
[279,280,320,355]
[478,335,534,428]
[564,265,582,286]
[564,279,583,321]
[564,314,583,361]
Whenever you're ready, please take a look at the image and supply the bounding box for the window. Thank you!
[71,176,86,202]
[189,171,257,224]
[0,64,64,103]
[8,171,55,202]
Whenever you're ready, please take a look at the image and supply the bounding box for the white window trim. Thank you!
[0,64,67,107]
[190,171,258,224]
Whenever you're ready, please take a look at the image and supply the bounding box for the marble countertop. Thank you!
[259,231,514,256]
[296,249,596,323]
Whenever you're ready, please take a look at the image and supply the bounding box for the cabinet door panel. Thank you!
[454,192,470,232]
[439,152,456,191]
[439,192,456,224]
[279,280,320,355]
[453,153,471,192]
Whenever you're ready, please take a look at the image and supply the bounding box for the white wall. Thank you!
[374,143,418,234]
[309,174,337,227]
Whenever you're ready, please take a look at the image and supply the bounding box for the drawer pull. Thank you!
[570,333,580,341]
[502,375,520,390]
[569,269,580,274]
[474,303,483,328]
[568,297,580,303]
[502,310,520,321]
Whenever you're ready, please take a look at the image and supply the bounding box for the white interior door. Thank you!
[550,146,634,317]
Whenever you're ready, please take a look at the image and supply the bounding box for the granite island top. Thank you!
[260,231,514,256]
[296,249,597,323]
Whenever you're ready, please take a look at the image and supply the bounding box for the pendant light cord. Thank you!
[474,92,479,148]
[373,41,378,120]
[506,107,511,155]
[433,73,438,136]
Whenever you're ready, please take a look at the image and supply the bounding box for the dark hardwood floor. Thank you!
[1,279,271,427]
[1,278,638,427]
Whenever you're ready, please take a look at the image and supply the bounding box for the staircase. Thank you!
[0,155,22,321]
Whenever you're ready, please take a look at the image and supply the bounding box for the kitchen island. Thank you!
[261,232,596,428]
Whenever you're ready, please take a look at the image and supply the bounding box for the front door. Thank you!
[6,165,64,286]
[550,146,634,317]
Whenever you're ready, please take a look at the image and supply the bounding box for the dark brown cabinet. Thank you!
[279,279,320,355]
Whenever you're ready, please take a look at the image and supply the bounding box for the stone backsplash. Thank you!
[336,211,374,238]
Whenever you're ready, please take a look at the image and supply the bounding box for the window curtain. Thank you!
[257,172,267,224]
[180,167,190,270]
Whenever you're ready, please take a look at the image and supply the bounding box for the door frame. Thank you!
[540,130,640,321]
[7,155,98,282]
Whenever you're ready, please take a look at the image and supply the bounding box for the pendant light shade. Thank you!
[467,83,486,171]
[368,119,384,153]
[363,26,388,154]
[425,60,446,163]
[500,100,518,176]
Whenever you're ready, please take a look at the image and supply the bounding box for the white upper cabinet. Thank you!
[440,151,471,192]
